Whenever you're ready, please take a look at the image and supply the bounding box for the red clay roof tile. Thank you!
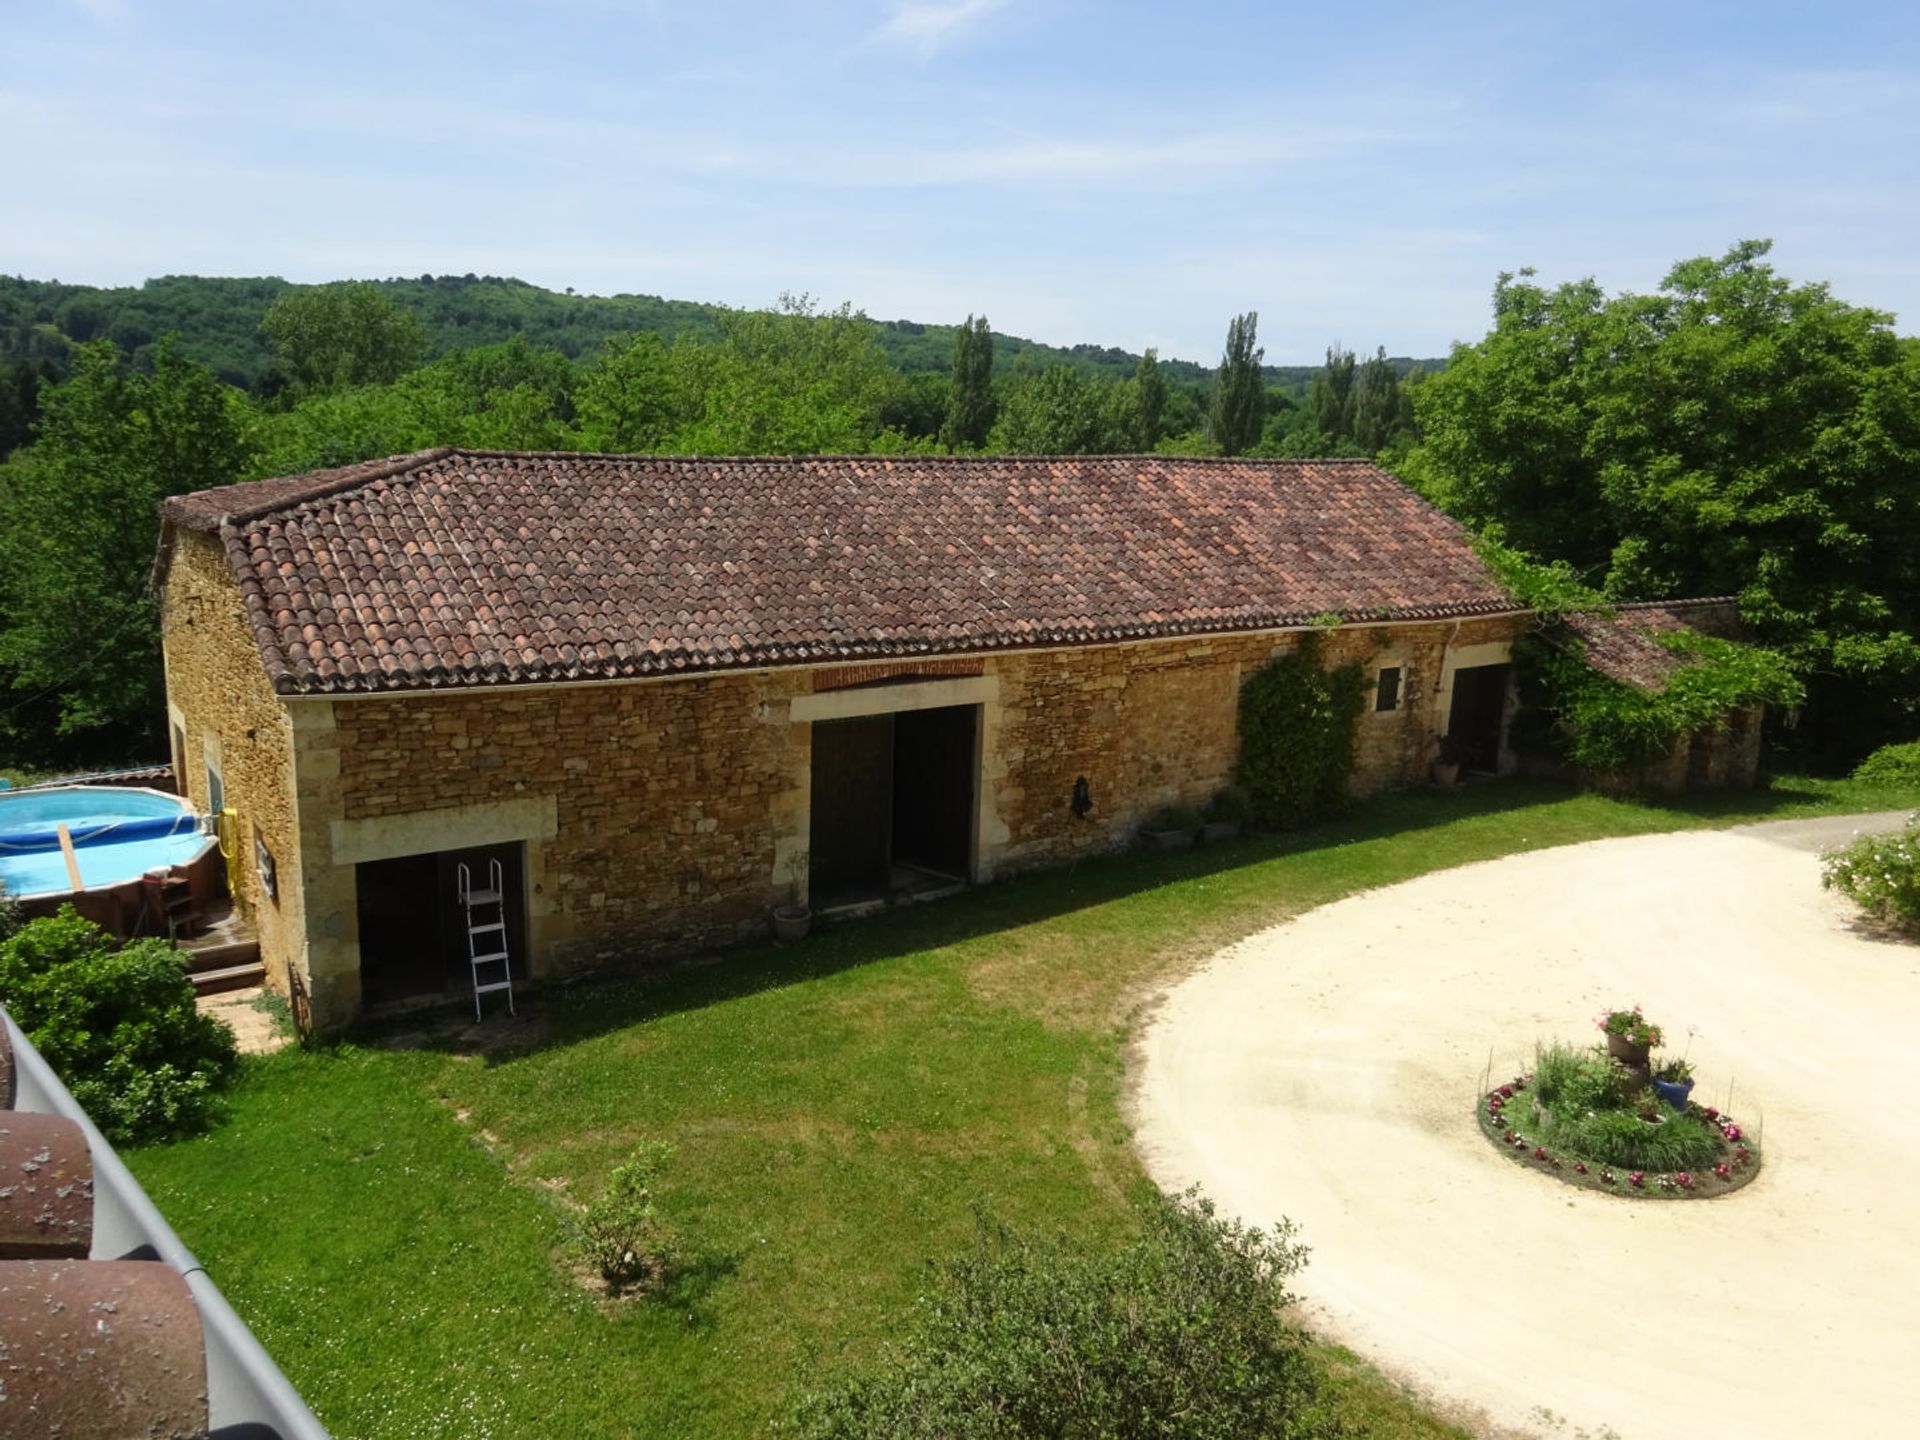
[163,450,1519,696]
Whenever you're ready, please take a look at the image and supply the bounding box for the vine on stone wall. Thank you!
[1235,632,1369,827]
[1519,630,1802,773]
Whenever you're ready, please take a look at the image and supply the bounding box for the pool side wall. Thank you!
[160,529,306,1001]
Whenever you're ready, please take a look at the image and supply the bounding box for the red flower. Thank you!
[1704,1107,1720,1120]
[1629,1171,1645,1187]
[1675,1172,1694,1188]
[1574,1162,1589,1174]
[1499,1085,1515,1099]
[1714,1163,1730,1180]
[1532,1147,1548,1160]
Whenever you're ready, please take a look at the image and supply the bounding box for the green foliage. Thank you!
[1853,741,1920,787]
[987,365,1119,454]
[575,331,677,452]
[1473,536,1610,622]
[1821,816,1920,932]
[262,281,428,392]
[1405,240,1920,762]
[0,907,238,1144]
[571,1140,676,1286]
[1598,1007,1663,1048]
[669,295,899,454]
[1527,1044,1723,1171]
[1521,628,1803,773]
[1209,311,1266,456]
[0,338,249,761]
[1235,634,1368,827]
[247,339,579,475]
[795,1186,1336,1440]
[1124,347,1168,450]
[943,313,995,449]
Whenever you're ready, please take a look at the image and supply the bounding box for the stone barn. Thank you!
[154,450,1530,1031]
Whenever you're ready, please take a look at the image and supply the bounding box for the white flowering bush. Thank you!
[1822,815,1920,933]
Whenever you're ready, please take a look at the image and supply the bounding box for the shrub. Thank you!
[1236,632,1368,829]
[0,884,19,947]
[795,1187,1339,1440]
[1822,817,1920,933]
[0,907,238,1144]
[1853,740,1920,787]
[572,1140,675,1287]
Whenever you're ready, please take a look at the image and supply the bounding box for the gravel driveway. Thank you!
[1132,812,1919,1440]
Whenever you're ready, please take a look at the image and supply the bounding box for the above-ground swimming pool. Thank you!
[0,786,210,898]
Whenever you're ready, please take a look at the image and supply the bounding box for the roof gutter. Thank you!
[283,607,1540,705]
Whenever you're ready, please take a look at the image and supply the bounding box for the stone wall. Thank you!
[319,671,811,989]
[985,614,1526,873]
[159,529,303,995]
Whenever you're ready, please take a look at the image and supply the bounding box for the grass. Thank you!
[128,773,1920,1438]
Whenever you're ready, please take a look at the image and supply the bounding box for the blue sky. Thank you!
[8,1,1919,363]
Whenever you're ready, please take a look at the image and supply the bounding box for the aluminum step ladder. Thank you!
[457,859,516,1022]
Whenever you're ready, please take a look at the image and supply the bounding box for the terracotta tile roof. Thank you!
[1560,599,1746,690]
[162,449,1519,697]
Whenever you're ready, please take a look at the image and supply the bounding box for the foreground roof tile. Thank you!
[164,450,1518,696]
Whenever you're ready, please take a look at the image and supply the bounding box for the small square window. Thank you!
[1374,666,1403,713]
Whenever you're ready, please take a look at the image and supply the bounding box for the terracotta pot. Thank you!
[1605,1032,1651,1066]
[1432,761,1461,788]
[772,905,811,942]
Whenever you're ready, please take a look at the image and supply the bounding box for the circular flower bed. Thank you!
[1475,1012,1762,1200]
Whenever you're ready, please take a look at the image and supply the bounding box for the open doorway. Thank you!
[809,704,977,910]
[1446,663,1511,775]
[356,841,526,1007]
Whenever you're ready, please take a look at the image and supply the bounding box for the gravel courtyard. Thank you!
[1132,813,1920,1440]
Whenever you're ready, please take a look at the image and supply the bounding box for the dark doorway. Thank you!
[809,704,977,908]
[1447,663,1511,774]
[810,715,894,903]
[892,705,977,878]
[356,842,526,1006]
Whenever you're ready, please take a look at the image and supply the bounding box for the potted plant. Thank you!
[1432,734,1470,787]
[772,848,811,941]
[1598,1006,1664,1066]
[1201,788,1250,843]
[1140,804,1202,852]
[1651,1056,1695,1113]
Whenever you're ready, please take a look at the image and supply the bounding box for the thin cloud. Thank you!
[867,0,1011,59]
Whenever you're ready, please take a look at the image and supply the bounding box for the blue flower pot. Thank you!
[1651,1077,1694,1113]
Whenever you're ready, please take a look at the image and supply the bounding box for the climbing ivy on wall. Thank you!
[1518,630,1803,774]
[1235,632,1369,827]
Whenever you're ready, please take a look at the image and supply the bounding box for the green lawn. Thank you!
[129,776,1919,1439]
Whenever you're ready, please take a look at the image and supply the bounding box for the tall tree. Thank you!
[1119,347,1167,450]
[0,340,248,759]
[1208,312,1265,456]
[1309,343,1357,443]
[1348,346,1409,452]
[943,314,995,449]
[1404,239,1920,760]
[261,281,427,392]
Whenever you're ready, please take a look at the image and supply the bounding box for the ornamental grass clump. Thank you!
[1822,816,1920,934]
